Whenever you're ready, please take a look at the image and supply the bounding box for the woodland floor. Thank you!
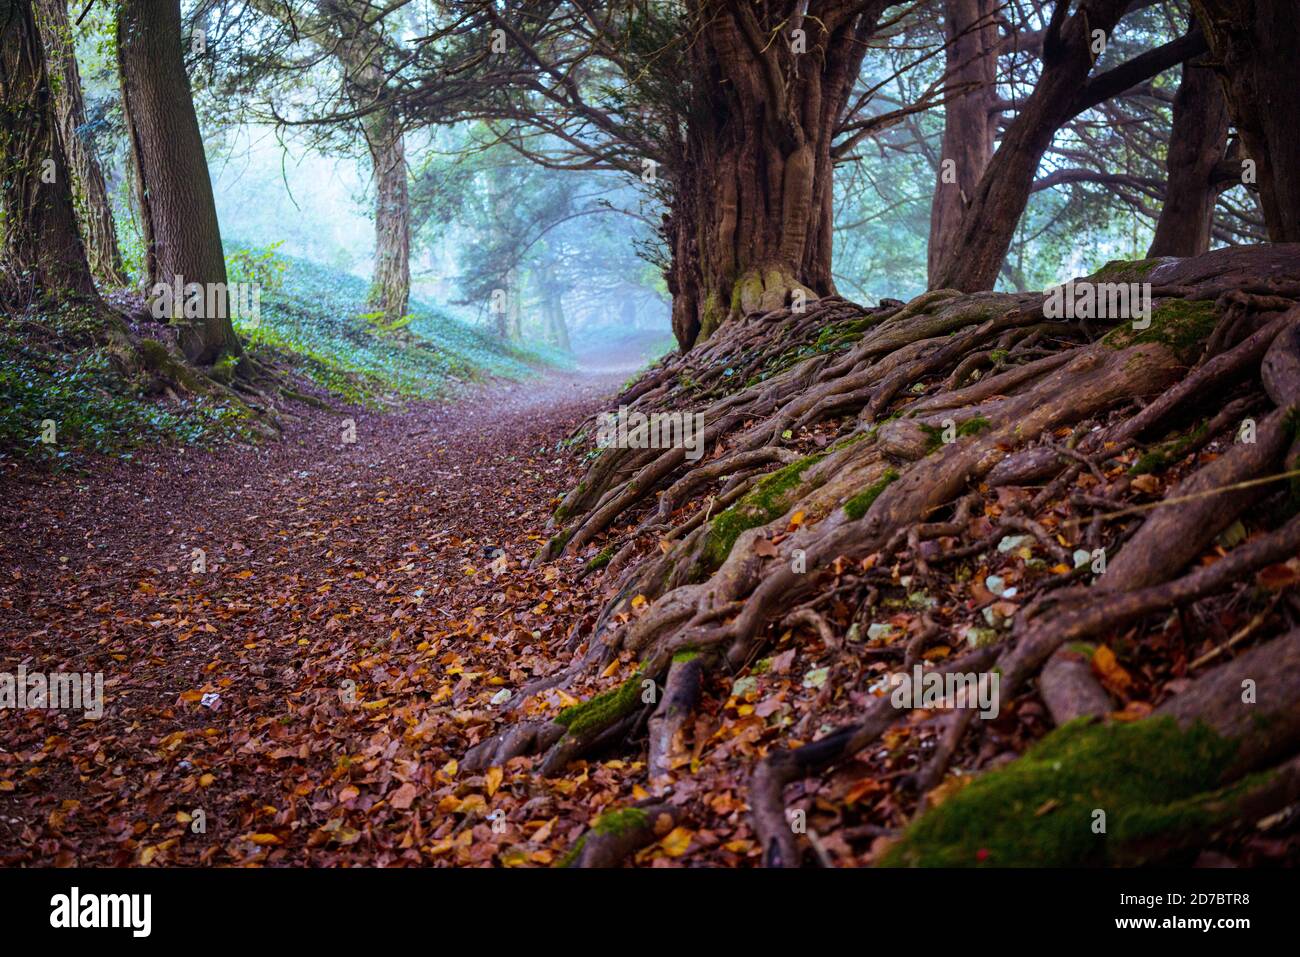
[2,322,1299,868]
[0,367,667,866]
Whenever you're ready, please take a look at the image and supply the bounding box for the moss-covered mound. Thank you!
[882,716,1263,867]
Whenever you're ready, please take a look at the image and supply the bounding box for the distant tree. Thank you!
[241,0,412,325]
[931,0,1208,291]
[1146,51,1229,257]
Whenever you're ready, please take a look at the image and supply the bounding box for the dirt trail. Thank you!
[0,370,627,865]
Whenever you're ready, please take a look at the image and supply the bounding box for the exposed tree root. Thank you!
[465,245,1300,866]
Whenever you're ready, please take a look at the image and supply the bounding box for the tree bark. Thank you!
[32,0,125,286]
[117,0,240,365]
[931,1,1202,291]
[665,1,886,349]
[1190,0,1300,241]
[364,107,410,324]
[927,0,999,286]
[0,0,98,301]
[1147,56,1229,257]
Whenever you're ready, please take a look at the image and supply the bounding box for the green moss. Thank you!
[843,468,899,520]
[918,415,992,456]
[814,316,878,350]
[1129,420,1208,476]
[671,649,700,664]
[699,290,724,341]
[881,717,1244,867]
[547,528,574,554]
[592,806,650,836]
[1103,299,1218,361]
[555,673,645,738]
[554,807,653,867]
[826,430,872,453]
[555,834,586,867]
[698,454,824,571]
[735,270,765,314]
[586,546,615,572]
[1089,257,1163,283]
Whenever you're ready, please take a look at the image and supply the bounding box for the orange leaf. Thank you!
[1091,644,1133,694]
[389,782,418,810]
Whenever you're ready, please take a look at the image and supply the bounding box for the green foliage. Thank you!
[226,241,564,406]
[225,241,288,294]
[0,324,248,466]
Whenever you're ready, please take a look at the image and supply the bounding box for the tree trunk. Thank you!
[243,0,412,326]
[1147,56,1229,257]
[117,0,240,365]
[545,288,571,351]
[927,0,999,286]
[1190,0,1300,241]
[363,108,410,324]
[931,0,1158,291]
[665,2,885,350]
[33,0,125,286]
[0,0,98,301]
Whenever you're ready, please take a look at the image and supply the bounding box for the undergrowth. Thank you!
[1,243,567,466]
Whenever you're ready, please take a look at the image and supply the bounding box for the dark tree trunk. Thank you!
[1191,0,1300,241]
[117,0,240,365]
[1148,56,1229,257]
[0,0,98,301]
[927,0,999,286]
[932,0,1135,292]
[33,0,125,286]
[932,0,1203,291]
[665,1,885,349]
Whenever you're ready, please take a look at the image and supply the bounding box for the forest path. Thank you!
[0,366,628,865]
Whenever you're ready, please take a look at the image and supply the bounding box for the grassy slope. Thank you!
[230,243,570,406]
[1,244,566,466]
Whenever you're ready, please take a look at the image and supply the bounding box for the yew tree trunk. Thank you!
[665,1,885,349]
[0,0,99,301]
[117,0,240,365]
[1147,56,1229,257]
[1190,0,1300,242]
[927,0,999,286]
[33,0,125,286]
[930,0,1169,292]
